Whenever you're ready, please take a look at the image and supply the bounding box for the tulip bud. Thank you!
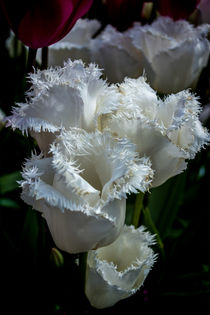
[50,247,64,267]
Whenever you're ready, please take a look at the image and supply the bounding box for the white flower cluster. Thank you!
[7,59,209,308]
[45,17,210,93]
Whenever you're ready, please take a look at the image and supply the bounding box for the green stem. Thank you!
[41,46,48,70]
[132,192,144,228]
[143,207,165,259]
[79,252,88,290]
[26,47,37,74]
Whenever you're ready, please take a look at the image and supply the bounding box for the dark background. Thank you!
[0,4,210,314]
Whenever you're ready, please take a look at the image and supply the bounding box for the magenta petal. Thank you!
[1,0,93,48]
[157,0,201,20]
[104,0,144,30]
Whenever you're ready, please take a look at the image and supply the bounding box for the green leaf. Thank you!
[0,171,22,194]
[142,207,165,258]
[147,173,186,239]
[21,207,40,265]
[0,198,20,208]
[125,194,136,225]
[132,192,144,228]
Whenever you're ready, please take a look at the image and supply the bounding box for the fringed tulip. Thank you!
[85,225,157,309]
[46,18,101,66]
[92,17,210,92]
[6,59,120,155]
[127,17,210,93]
[20,129,153,253]
[102,76,209,187]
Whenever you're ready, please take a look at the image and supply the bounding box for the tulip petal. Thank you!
[19,129,153,253]
[0,0,93,48]
[6,59,120,154]
[47,18,101,66]
[85,225,157,309]
[103,76,209,187]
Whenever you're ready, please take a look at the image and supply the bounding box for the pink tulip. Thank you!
[104,0,144,30]
[198,0,210,23]
[157,0,200,20]
[0,0,93,48]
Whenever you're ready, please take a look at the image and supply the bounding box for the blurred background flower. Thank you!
[157,0,200,20]
[198,0,210,24]
[0,0,93,48]
[33,16,210,93]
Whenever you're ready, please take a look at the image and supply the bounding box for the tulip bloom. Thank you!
[20,130,153,253]
[0,0,93,48]
[104,0,144,31]
[198,0,210,23]
[157,0,200,20]
[62,17,209,91]
[7,59,120,155]
[102,76,209,187]
[46,18,101,67]
[92,16,209,92]
[85,225,157,309]
[127,17,210,93]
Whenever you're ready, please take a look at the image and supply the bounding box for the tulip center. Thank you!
[97,236,141,272]
[77,156,103,193]
[75,150,114,198]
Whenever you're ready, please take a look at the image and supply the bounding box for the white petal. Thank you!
[128,17,210,93]
[47,19,101,67]
[103,78,209,187]
[6,60,120,153]
[20,155,126,253]
[43,199,126,253]
[20,129,153,253]
[85,225,156,309]
[30,130,57,157]
[51,129,154,200]
[92,25,143,83]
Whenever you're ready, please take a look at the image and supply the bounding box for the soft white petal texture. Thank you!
[127,17,210,93]
[20,129,153,253]
[102,77,209,187]
[72,17,210,91]
[85,225,157,309]
[47,19,101,66]
[6,59,120,154]
[92,25,145,83]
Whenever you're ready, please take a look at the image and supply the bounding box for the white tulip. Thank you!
[92,25,144,83]
[6,59,120,155]
[102,76,209,187]
[85,225,157,309]
[92,17,210,92]
[127,17,210,93]
[47,19,101,66]
[20,129,153,253]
